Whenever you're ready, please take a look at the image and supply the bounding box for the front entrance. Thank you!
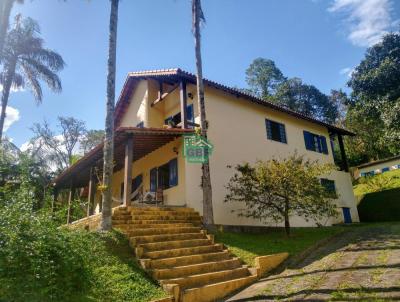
[342,207,352,223]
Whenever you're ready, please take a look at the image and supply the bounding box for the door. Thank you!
[342,207,352,223]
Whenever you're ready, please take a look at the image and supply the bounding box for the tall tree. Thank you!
[274,77,339,124]
[192,0,214,226]
[80,129,104,154]
[0,0,24,59]
[100,0,119,231]
[346,31,400,163]
[245,58,285,98]
[29,117,86,172]
[0,17,64,141]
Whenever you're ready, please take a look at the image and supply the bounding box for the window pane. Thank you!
[266,119,286,143]
[169,158,178,187]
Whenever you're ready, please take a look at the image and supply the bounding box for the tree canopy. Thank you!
[245,58,340,124]
[225,154,338,236]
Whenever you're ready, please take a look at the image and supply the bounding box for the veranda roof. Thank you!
[53,127,194,189]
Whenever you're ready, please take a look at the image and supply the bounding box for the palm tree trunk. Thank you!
[100,0,119,231]
[192,0,214,226]
[0,60,16,142]
[0,0,14,60]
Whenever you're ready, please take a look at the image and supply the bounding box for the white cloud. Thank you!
[4,106,20,132]
[329,0,395,47]
[340,67,355,77]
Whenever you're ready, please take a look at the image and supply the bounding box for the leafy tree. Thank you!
[346,31,400,162]
[349,32,400,103]
[274,78,339,124]
[192,0,214,226]
[244,58,339,123]
[80,129,104,154]
[225,154,338,236]
[245,58,285,97]
[101,0,119,231]
[29,116,86,172]
[0,17,65,141]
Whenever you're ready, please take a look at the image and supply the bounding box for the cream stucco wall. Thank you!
[99,79,359,226]
[354,158,400,179]
[184,86,359,226]
[93,138,186,213]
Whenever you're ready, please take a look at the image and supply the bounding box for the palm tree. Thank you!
[0,17,65,141]
[100,0,119,231]
[0,0,24,59]
[192,0,214,227]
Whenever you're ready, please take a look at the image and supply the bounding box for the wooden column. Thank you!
[123,136,133,206]
[66,185,73,224]
[180,80,188,129]
[338,134,349,172]
[87,167,96,217]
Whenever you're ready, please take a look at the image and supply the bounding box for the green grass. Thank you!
[214,227,347,266]
[77,230,167,302]
[353,169,400,196]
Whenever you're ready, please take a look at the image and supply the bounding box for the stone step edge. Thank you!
[129,232,208,247]
[138,243,223,259]
[140,250,231,270]
[178,272,258,302]
[159,266,250,287]
[151,257,242,279]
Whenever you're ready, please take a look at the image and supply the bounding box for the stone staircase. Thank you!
[112,206,258,302]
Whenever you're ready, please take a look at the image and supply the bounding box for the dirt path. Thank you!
[226,224,400,302]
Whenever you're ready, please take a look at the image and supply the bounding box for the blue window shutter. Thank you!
[279,123,287,143]
[303,131,314,151]
[150,168,157,192]
[187,104,194,123]
[169,158,178,187]
[320,136,328,154]
[265,120,272,140]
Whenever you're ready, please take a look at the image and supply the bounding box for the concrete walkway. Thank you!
[226,224,400,302]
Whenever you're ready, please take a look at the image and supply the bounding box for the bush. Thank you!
[0,197,92,301]
[357,188,400,222]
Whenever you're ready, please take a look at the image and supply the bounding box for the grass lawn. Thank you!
[353,169,400,196]
[77,230,167,302]
[215,226,348,266]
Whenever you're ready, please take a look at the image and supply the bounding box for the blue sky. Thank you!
[4,0,400,147]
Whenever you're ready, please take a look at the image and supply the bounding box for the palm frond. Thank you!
[21,57,62,92]
[20,62,43,103]
[0,71,25,90]
[29,48,65,72]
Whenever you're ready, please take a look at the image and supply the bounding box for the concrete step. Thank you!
[127,206,195,213]
[131,232,206,245]
[180,274,258,302]
[128,226,201,237]
[152,258,242,280]
[114,220,200,226]
[160,267,250,290]
[143,244,224,260]
[139,239,211,252]
[146,251,232,270]
[129,210,199,216]
[130,215,201,221]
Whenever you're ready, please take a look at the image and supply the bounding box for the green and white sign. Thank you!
[183,134,213,163]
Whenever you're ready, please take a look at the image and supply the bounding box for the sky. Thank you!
[4,0,400,147]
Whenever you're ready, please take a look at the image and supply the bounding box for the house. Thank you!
[54,68,359,227]
[354,155,400,179]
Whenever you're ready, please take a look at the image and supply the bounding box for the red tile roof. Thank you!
[114,68,355,136]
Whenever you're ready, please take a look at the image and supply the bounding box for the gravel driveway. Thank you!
[226,224,400,302]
